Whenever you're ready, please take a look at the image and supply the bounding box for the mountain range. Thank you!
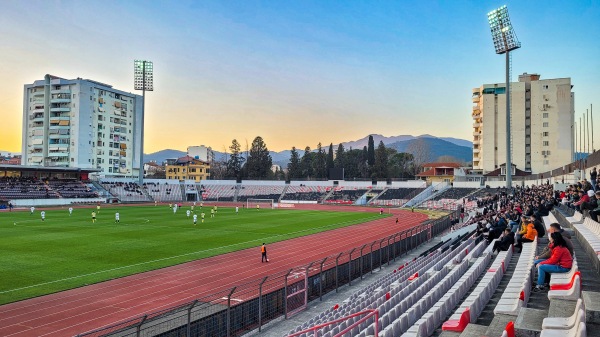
[144,134,473,167]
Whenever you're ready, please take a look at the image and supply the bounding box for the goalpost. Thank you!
[247,198,275,209]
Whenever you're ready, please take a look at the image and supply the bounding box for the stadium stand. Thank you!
[430,188,478,201]
[237,185,286,201]
[0,177,59,199]
[281,185,331,202]
[199,184,236,201]
[371,188,425,206]
[100,181,150,202]
[46,179,99,198]
[143,182,182,202]
[324,187,369,204]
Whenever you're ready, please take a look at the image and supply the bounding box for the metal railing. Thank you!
[75,211,458,337]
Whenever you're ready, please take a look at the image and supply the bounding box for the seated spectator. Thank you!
[533,232,573,292]
[572,190,589,211]
[535,223,573,266]
[515,216,537,252]
[492,228,515,253]
[590,191,600,222]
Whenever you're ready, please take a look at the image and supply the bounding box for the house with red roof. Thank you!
[415,162,461,184]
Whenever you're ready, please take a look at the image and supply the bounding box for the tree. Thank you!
[287,147,301,180]
[226,139,245,179]
[300,146,314,179]
[334,143,345,168]
[406,138,432,176]
[388,152,414,179]
[313,142,327,179]
[326,143,335,177]
[436,155,463,165]
[367,135,375,167]
[373,141,388,179]
[245,136,272,179]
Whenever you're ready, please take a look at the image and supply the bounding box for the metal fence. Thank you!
[76,210,458,337]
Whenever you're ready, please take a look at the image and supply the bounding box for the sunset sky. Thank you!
[0,1,598,153]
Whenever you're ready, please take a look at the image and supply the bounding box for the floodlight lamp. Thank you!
[134,60,154,91]
[487,5,521,54]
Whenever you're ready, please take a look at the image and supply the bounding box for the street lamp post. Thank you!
[487,5,520,189]
[134,60,153,185]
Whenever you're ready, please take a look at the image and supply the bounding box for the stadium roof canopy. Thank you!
[0,164,101,173]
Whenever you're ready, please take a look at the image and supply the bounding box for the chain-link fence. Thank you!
[75,211,458,337]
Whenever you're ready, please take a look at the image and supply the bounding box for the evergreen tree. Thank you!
[313,142,327,179]
[334,143,345,168]
[373,141,389,179]
[287,147,301,179]
[300,146,314,179]
[367,135,375,167]
[327,143,335,173]
[245,136,272,179]
[226,139,245,179]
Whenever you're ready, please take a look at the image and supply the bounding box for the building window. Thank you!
[543,132,549,137]
[543,113,549,118]
[543,122,549,127]
[543,85,549,89]
[543,141,549,146]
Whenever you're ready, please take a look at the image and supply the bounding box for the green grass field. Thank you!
[0,205,384,305]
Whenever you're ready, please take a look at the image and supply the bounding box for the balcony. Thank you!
[472,96,480,103]
[473,122,481,128]
[50,107,70,112]
[473,148,480,153]
[50,98,71,104]
[473,131,480,136]
[472,105,480,112]
[473,139,480,145]
[51,89,71,95]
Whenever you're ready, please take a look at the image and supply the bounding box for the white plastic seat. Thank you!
[542,299,584,330]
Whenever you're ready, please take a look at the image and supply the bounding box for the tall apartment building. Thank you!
[472,73,574,174]
[21,75,143,177]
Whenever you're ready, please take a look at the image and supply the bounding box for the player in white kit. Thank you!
[115,212,120,223]
[193,214,198,225]
[68,207,73,216]
[186,210,191,217]
[40,211,46,221]
[30,206,35,215]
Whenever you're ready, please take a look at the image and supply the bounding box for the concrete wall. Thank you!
[11,197,105,207]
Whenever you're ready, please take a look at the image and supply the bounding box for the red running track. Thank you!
[0,205,428,337]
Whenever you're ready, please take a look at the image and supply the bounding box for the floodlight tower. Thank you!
[134,60,153,185]
[487,5,520,189]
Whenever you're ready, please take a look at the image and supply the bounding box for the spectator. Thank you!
[515,217,537,252]
[533,232,573,292]
[492,228,515,253]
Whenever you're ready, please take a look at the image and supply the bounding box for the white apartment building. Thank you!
[21,75,143,177]
[187,145,214,163]
[472,73,574,174]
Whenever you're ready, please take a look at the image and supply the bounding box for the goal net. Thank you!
[247,198,275,210]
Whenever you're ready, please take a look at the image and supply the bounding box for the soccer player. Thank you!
[186,210,191,218]
[68,207,73,216]
[256,204,260,211]
[201,212,205,223]
[210,208,215,218]
[40,211,46,222]
[173,204,178,214]
[235,206,239,214]
[155,200,158,206]
[193,201,197,206]
[200,202,203,208]
[96,204,101,214]
[169,203,172,209]
[191,205,195,212]
[115,212,120,223]
[30,206,35,215]
[91,211,97,223]
[193,213,198,225]
[214,205,218,213]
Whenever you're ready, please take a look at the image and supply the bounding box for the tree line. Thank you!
[210,135,446,181]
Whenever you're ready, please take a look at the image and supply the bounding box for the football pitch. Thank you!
[0,205,384,305]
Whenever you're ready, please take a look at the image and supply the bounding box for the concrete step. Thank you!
[514,308,546,337]
[583,291,600,325]
[459,323,488,337]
